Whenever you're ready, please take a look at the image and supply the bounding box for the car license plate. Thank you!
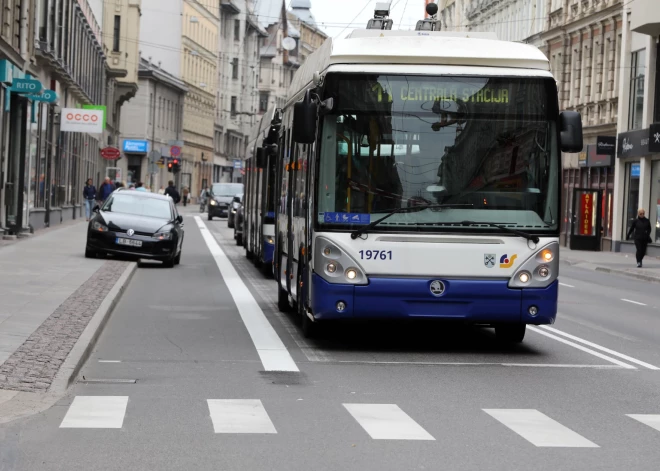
[116,238,142,247]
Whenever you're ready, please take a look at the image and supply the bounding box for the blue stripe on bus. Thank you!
[310,274,557,324]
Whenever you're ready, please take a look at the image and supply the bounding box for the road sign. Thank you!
[148,149,161,164]
[100,147,121,160]
[170,145,181,157]
[233,159,242,169]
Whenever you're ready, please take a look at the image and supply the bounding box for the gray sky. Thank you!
[308,0,431,38]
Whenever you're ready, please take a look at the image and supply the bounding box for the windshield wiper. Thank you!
[460,220,539,244]
[350,204,473,240]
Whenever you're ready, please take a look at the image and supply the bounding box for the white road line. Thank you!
[558,282,575,288]
[333,360,622,368]
[540,325,660,370]
[527,326,636,369]
[195,217,298,372]
[60,396,128,429]
[207,399,277,434]
[343,404,435,440]
[627,414,660,432]
[483,409,599,447]
[621,298,647,306]
[98,360,121,363]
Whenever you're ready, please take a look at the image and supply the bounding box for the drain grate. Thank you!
[78,378,137,384]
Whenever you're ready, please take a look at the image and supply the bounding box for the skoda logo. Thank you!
[429,280,445,297]
[127,229,135,236]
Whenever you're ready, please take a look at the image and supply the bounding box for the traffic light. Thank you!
[167,158,181,173]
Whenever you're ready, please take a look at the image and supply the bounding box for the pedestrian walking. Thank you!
[182,186,190,206]
[98,177,115,203]
[135,181,147,192]
[164,180,181,204]
[83,178,97,221]
[627,208,652,267]
[158,186,165,195]
[199,186,209,212]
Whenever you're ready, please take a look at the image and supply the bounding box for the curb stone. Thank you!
[0,262,137,425]
[561,259,660,284]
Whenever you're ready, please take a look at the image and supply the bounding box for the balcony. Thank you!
[220,0,240,14]
[631,0,660,36]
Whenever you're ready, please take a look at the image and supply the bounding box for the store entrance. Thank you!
[570,188,603,251]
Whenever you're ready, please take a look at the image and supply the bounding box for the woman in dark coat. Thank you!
[627,208,652,267]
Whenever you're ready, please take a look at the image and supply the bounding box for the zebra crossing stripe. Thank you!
[60,396,128,429]
[483,409,599,447]
[343,404,435,440]
[207,399,277,434]
[627,414,660,432]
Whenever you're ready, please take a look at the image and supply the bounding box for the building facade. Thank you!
[119,57,187,192]
[214,0,266,184]
[611,1,660,255]
[181,0,218,197]
[1,0,114,234]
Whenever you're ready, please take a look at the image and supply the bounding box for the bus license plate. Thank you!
[116,238,142,247]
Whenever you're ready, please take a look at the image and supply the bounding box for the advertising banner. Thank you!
[61,108,104,133]
[580,193,594,236]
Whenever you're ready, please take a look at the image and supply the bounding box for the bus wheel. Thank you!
[300,304,318,338]
[495,324,526,343]
[277,282,290,313]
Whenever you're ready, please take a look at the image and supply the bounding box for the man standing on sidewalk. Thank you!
[627,208,652,267]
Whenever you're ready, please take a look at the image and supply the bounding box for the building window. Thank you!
[650,161,660,243]
[623,161,641,238]
[259,92,269,112]
[232,58,239,79]
[234,19,240,41]
[231,96,237,117]
[629,50,646,130]
[113,15,120,52]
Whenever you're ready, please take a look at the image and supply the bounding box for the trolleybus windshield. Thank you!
[317,74,560,233]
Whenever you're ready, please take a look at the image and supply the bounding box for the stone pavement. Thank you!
[561,246,660,283]
[0,222,130,393]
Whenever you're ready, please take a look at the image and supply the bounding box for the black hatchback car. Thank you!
[208,182,244,220]
[85,190,184,267]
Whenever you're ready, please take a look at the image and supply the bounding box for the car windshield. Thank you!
[212,183,243,196]
[317,74,559,232]
[102,193,172,219]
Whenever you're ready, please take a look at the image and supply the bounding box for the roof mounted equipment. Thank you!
[416,2,441,31]
[367,1,394,30]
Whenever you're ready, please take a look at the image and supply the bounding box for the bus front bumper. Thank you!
[311,274,557,325]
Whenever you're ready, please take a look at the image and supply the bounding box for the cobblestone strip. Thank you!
[0,260,129,393]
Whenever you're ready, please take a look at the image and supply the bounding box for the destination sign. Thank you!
[400,86,510,104]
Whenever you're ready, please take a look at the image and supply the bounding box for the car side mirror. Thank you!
[559,111,583,153]
[233,196,240,203]
[177,215,183,223]
[293,90,318,144]
[93,205,100,212]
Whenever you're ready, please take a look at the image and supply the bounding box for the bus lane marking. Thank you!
[195,217,299,372]
[527,326,636,369]
[539,325,659,370]
[621,298,647,306]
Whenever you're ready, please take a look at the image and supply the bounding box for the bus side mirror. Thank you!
[256,147,266,168]
[559,111,583,153]
[293,91,317,144]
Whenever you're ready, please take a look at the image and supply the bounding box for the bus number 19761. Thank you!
[359,250,393,260]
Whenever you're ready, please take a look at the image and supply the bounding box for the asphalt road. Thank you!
[2,215,660,471]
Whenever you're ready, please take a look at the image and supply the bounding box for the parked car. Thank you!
[228,193,243,229]
[208,182,244,220]
[234,199,244,246]
[85,189,184,267]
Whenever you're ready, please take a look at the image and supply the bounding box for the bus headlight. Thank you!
[315,237,367,285]
[508,241,559,289]
[266,236,274,245]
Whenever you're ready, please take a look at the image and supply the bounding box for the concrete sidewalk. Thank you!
[0,222,134,396]
[561,246,660,283]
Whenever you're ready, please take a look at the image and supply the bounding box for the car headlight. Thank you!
[314,237,367,285]
[508,242,559,288]
[265,236,274,245]
[231,208,237,213]
[154,232,172,240]
[210,200,217,206]
[91,221,108,232]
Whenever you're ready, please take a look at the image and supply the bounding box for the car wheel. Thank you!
[207,213,213,221]
[163,256,175,268]
[174,251,181,265]
[495,324,526,343]
[84,246,97,258]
